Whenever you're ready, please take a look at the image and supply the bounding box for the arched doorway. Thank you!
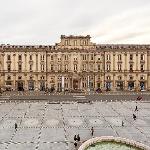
[73,79,78,90]
[17,81,24,91]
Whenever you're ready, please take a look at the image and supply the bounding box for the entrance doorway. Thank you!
[116,81,123,90]
[40,81,45,91]
[28,80,34,91]
[140,82,145,91]
[128,82,134,90]
[17,81,24,91]
[73,79,78,90]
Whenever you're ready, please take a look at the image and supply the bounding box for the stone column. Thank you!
[136,53,138,71]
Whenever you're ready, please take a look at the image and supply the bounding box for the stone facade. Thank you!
[0,35,150,91]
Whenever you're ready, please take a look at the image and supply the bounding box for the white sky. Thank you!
[0,0,150,45]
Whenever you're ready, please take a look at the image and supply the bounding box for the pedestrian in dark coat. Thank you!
[77,134,80,141]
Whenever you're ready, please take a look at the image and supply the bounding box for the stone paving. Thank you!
[0,95,150,150]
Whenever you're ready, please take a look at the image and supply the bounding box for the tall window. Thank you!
[118,64,122,71]
[83,64,86,71]
[51,64,54,71]
[91,54,94,60]
[74,64,77,71]
[130,54,133,60]
[41,55,44,61]
[130,64,133,71]
[106,64,111,71]
[18,64,22,71]
[141,54,144,60]
[82,54,87,60]
[41,65,44,71]
[118,54,122,61]
[106,54,110,61]
[65,65,68,71]
[141,64,144,71]
[18,55,22,61]
[30,64,32,71]
[58,65,61,71]
[7,64,11,71]
[97,64,100,71]
[65,40,68,46]
[30,55,32,60]
[7,55,11,61]
[51,55,53,60]
[65,55,68,60]
[74,40,77,46]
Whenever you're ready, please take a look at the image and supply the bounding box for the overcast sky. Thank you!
[0,0,150,45]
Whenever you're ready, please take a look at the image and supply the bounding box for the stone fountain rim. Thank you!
[78,136,150,150]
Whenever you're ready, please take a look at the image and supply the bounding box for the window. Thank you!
[30,55,32,60]
[106,76,111,80]
[130,54,133,60]
[98,57,100,61]
[65,55,68,60]
[51,55,53,60]
[82,54,87,60]
[74,64,77,71]
[65,65,68,71]
[106,54,110,61]
[83,40,87,45]
[90,64,93,71]
[91,54,94,60]
[83,64,86,71]
[106,64,111,71]
[141,64,144,71]
[18,55,22,61]
[7,55,11,61]
[30,64,32,71]
[141,54,144,60]
[51,64,53,71]
[58,65,61,71]
[97,64,100,71]
[74,40,77,46]
[130,64,133,71]
[18,64,22,71]
[118,54,122,61]
[40,55,44,61]
[7,64,11,71]
[118,64,122,71]
[65,40,68,46]
[41,65,44,71]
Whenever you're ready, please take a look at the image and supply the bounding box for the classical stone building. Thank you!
[0,35,150,91]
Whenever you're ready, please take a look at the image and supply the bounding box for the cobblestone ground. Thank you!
[0,95,150,150]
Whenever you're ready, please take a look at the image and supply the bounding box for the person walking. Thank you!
[91,127,94,136]
[133,114,136,120]
[135,105,138,111]
[74,135,77,141]
[77,134,80,142]
[15,123,17,130]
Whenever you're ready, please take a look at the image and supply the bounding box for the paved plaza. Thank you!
[0,95,150,150]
